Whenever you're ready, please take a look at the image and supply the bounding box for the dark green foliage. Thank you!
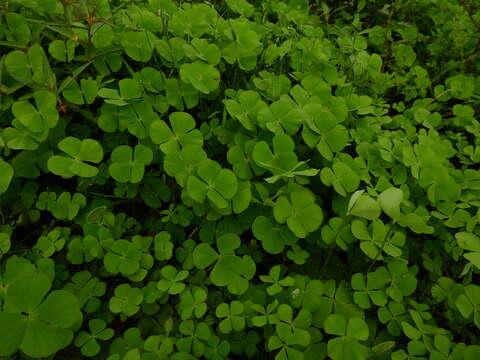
[0,0,480,359]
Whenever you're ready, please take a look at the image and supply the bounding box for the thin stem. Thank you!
[366,227,393,274]
[0,41,28,49]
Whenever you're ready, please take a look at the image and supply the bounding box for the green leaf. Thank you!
[5,50,32,82]
[0,159,14,195]
[252,215,297,254]
[180,61,220,94]
[0,273,81,358]
[348,192,381,220]
[186,159,238,209]
[193,243,218,269]
[109,145,153,183]
[378,187,403,219]
[150,112,203,154]
[273,189,323,238]
[48,137,103,178]
[48,40,76,62]
[6,13,31,45]
[121,31,155,62]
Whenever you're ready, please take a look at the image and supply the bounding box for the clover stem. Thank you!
[366,227,392,274]
[321,243,334,273]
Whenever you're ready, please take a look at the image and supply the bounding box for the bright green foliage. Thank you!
[186,159,238,209]
[178,287,208,320]
[351,219,406,259]
[109,145,153,183]
[150,112,203,154]
[74,319,114,356]
[34,227,69,257]
[193,233,255,295]
[273,187,323,238]
[180,61,220,94]
[260,265,294,296]
[216,301,245,334]
[455,232,480,269]
[48,137,103,178]
[109,284,143,317]
[351,269,389,309]
[157,265,189,295]
[0,159,14,195]
[324,314,370,360]
[455,284,480,329]
[36,191,87,220]
[320,161,360,196]
[1,0,480,358]
[252,215,297,254]
[0,258,81,358]
[104,239,143,276]
[177,320,211,356]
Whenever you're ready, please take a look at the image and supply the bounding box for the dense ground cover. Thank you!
[0,0,479,358]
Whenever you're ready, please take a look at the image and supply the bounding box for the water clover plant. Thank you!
[1,0,480,358]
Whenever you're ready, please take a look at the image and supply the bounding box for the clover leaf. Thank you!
[34,227,68,258]
[184,38,221,66]
[109,284,143,317]
[48,137,103,178]
[180,61,220,94]
[455,284,480,328]
[227,134,265,180]
[179,287,208,320]
[252,215,297,254]
[155,37,187,65]
[347,190,381,221]
[320,161,360,196]
[177,320,211,357]
[150,111,203,154]
[273,188,323,238]
[253,134,297,175]
[157,265,189,295]
[121,30,155,62]
[258,94,304,135]
[49,39,76,62]
[302,102,350,160]
[223,19,263,71]
[50,192,87,220]
[0,159,13,195]
[251,299,279,327]
[67,235,103,265]
[351,269,390,309]
[104,239,143,276]
[224,90,268,131]
[109,145,153,183]
[351,219,406,259]
[216,301,245,334]
[268,304,311,359]
[74,319,114,357]
[186,159,238,209]
[193,233,256,295]
[0,271,82,358]
[324,314,369,360]
[164,144,207,187]
[98,78,143,106]
[12,90,58,134]
[64,271,106,313]
[5,50,31,82]
[0,232,11,257]
[154,231,174,261]
[383,259,418,302]
[455,232,480,270]
[260,265,294,296]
